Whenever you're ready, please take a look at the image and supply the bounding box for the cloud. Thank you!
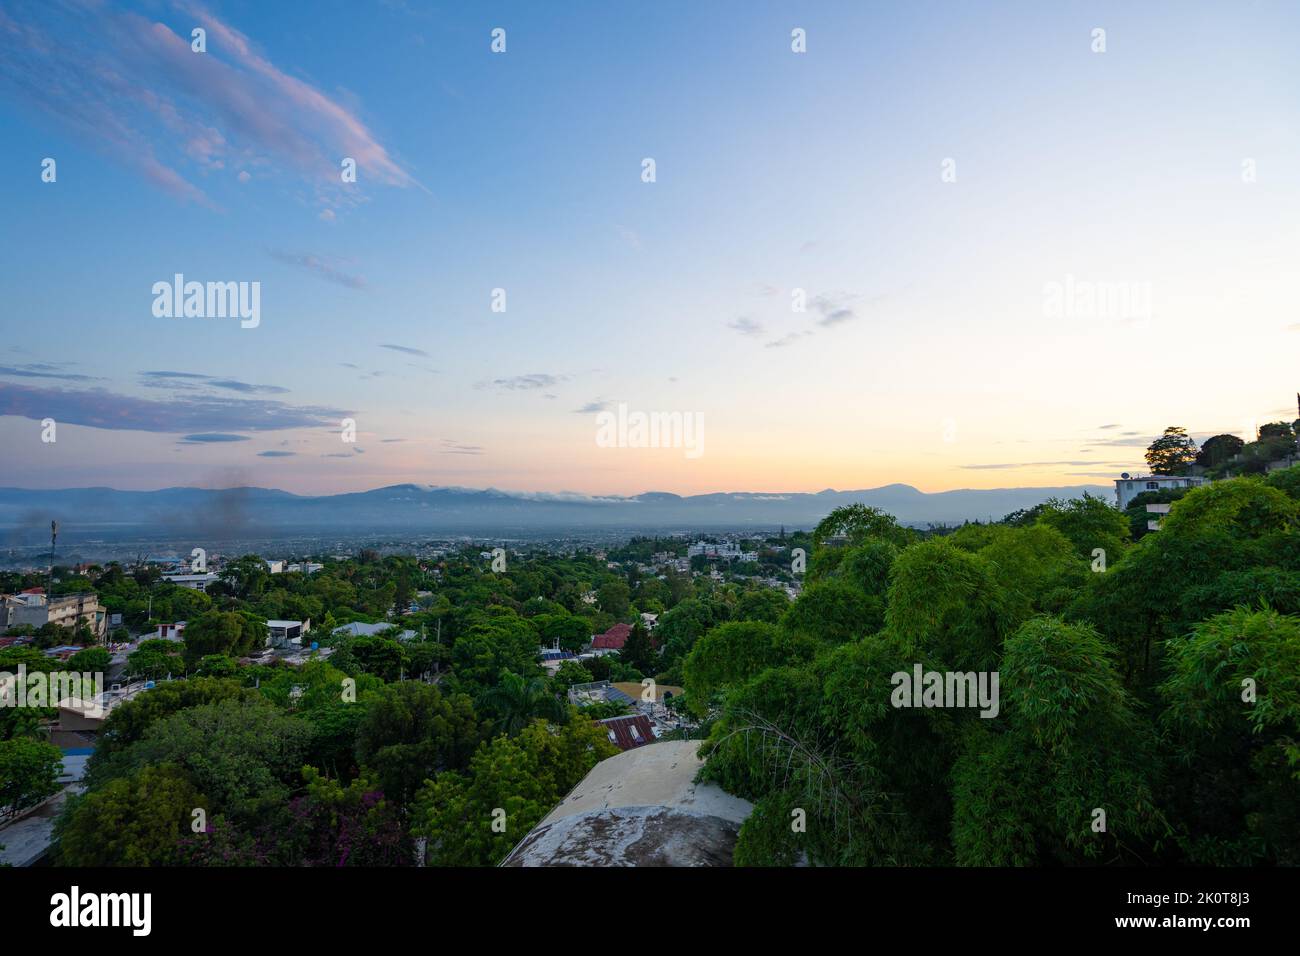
[441,439,484,455]
[257,450,296,457]
[1097,424,1121,430]
[812,293,859,327]
[1084,435,1153,448]
[727,317,765,338]
[207,379,289,395]
[0,1,418,209]
[0,381,347,433]
[961,460,1110,470]
[765,331,814,349]
[0,363,99,382]
[269,250,367,289]
[573,399,611,414]
[139,371,287,394]
[180,433,250,443]
[380,343,430,357]
[478,373,564,391]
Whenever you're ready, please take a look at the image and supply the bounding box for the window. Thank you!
[1146,482,1158,490]
[629,724,642,741]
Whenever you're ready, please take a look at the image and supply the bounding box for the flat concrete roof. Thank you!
[503,740,753,867]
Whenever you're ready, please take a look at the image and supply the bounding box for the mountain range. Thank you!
[0,482,1115,543]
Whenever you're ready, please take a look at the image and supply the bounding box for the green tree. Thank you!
[354,681,485,806]
[0,737,63,821]
[619,622,657,674]
[1196,433,1245,469]
[181,609,266,666]
[412,716,617,866]
[478,670,567,738]
[1145,426,1198,475]
[597,580,631,618]
[56,764,204,866]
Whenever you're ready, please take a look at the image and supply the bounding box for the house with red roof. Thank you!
[591,622,632,652]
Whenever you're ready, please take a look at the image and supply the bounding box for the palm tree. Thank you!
[479,670,568,737]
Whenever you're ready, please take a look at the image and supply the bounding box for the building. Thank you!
[266,619,309,648]
[597,713,658,750]
[161,572,219,591]
[591,622,632,653]
[330,620,416,641]
[154,622,186,641]
[2,592,105,639]
[501,741,754,867]
[1114,473,1209,510]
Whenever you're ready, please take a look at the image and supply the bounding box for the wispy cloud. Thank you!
[573,399,611,414]
[0,363,99,382]
[812,292,860,327]
[765,331,814,349]
[478,373,564,392]
[0,1,419,209]
[380,343,430,357]
[257,450,296,457]
[727,317,765,338]
[180,433,250,443]
[269,250,367,289]
[441,439,484,455]
[0,381,347,434]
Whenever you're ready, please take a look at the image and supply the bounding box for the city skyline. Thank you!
[3,1,1298,496]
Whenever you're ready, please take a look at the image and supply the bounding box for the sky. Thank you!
[1,0,1298,497]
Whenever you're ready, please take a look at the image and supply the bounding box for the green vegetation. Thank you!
[692,472,1300,866]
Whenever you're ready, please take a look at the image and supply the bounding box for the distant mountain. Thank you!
[0,481,1115,543]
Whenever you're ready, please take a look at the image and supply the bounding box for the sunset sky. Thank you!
[2,0,1298,497]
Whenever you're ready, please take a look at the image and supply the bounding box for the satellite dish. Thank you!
[1121,472,1131,479]
[310,641,319,650]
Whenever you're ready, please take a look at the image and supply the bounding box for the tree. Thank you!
[1160,607,1300,864]
[1145,426,1198,475]
[780,579,883,645]
[683,621,801,716]
[951,617,1164,865]
[1196,433,1245,469]
[534,613,592,654]
[66,646,110,673]
[619,622,657,674]
[181,609,265,666]
[552,660,594,687]
[89,678,251,767]
[597,580,631,618]
[478,670,567,738]
[812,503,915,550]
[55,764,204,866]
[354,681,485,807]
[412,717,617,866]
[126,640,183,680]
[100,697,313,823]
[1035,493,1131,562]
[0,737,63,822]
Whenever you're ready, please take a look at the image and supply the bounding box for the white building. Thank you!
[1114,473,1209,511]
[266,619,309,648]
[162,572,220,591]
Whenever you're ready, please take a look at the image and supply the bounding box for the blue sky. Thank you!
[2,0,1298,495]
